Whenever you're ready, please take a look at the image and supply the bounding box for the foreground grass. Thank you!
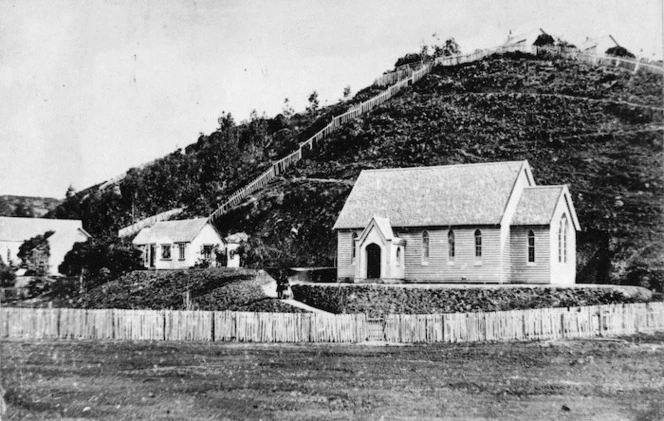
[2,335,664,420]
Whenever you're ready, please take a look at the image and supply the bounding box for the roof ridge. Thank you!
[359,160,527,174]
[523,185,566,189]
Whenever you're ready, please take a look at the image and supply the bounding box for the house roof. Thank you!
[132,218,211,244]
[580,35,619,52]
[0,216,89,242]
[511,186,564,226]
[333,161,529,230]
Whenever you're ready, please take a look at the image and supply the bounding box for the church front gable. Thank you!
[354,217,405,283]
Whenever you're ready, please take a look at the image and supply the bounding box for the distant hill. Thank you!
[0,195,62,217]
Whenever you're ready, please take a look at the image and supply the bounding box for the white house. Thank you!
[333,161,580,285]
[0,216,91,276]
[132,218,225,269]
[579,35,620,56]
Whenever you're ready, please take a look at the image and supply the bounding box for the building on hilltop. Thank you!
[0,216,91,276]
[132,218,226,269]
[333,161,580,284]
[579,35,620,56]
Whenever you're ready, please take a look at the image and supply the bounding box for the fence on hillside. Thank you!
[118,43,664,238]
[2,302,662,343]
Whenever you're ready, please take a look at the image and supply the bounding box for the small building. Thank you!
[579,35,619,56]
[503,28,550,47]
[333,161,580,284]
[0,216,91,276]
[132,218,225,269]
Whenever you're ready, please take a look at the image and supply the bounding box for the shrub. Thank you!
[533,33,555,47]
[606,46,636,58]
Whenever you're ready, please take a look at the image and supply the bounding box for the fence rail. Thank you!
[118,43,664,237]
[2,302,662,343]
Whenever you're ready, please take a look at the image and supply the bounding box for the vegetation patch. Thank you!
[291,284,653,317]
[75,268,306,312]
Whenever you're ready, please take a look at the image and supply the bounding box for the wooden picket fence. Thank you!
[117,44,663,237]
[1,302,662,343]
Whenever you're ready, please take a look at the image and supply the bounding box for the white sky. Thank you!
[1,0,662,198]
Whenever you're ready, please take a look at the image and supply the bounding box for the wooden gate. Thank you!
[366,318,385,341]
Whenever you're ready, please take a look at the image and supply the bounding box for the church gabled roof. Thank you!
[333,161,531,230]
[133,218,214,244]
[511,186,580,230]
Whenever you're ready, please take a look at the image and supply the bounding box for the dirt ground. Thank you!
[1,334,664,420]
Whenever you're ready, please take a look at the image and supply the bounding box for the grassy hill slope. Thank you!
[75,268,306,312]
[215,52,664,289]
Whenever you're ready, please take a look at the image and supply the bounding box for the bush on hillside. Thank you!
[75,268,306,312]
[59,238,143,292]
[533,33,555,47]
[606,46,636,58]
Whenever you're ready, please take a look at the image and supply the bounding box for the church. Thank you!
[333,161,580,284]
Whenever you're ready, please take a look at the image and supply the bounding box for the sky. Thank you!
[1,0,662,198]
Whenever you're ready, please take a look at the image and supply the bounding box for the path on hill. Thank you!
[260,278,334,314]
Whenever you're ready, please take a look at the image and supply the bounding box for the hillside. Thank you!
[75,268,306,312]
[215,52,664,290]
[0,195,61,217]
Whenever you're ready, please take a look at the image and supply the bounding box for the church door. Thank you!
[366,244,381,279]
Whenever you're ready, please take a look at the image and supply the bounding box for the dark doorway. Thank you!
[149,244,156,268]
[366,244,381,279]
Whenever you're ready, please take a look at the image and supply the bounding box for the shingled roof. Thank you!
[511,186,564,226]
[333,161,529,230]
[133,218,212,244]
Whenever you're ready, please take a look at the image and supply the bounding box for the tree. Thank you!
[394,53,422,68]
[217,111,235,131]
[13,202,34,217]
[282,98,295,119]
[59,238,143,292]
[17,231,54,276]
[533,33,555,47]
[65,185,76,199]
[343,85,352,100]
[433,37,461,58]
[606,46,635,58]
[306,91,319,118]
[0,255,16,288]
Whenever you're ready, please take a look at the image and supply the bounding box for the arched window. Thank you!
[474,230,482,262]
[558,215,568,263]
[528,230,535,263]
[563,218,568,263]
[422,231,430,263]
[351,232,358,263]
[396,247,401,267]
[448,230,455,262]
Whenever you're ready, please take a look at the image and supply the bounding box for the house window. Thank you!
[422,231,430,263]
[558,215,568,263]
[161,244,172,260]
[396,247,401,267]
[474,230,482,262]
[528,230,535,263]
[143,246,149,266]
[202,245,214,260]
[178,243,186,261]
[351,232,358,264]
[448,230,455,263]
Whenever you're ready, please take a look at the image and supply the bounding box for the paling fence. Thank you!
[1,302,662,344]
[118,44,664,237]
